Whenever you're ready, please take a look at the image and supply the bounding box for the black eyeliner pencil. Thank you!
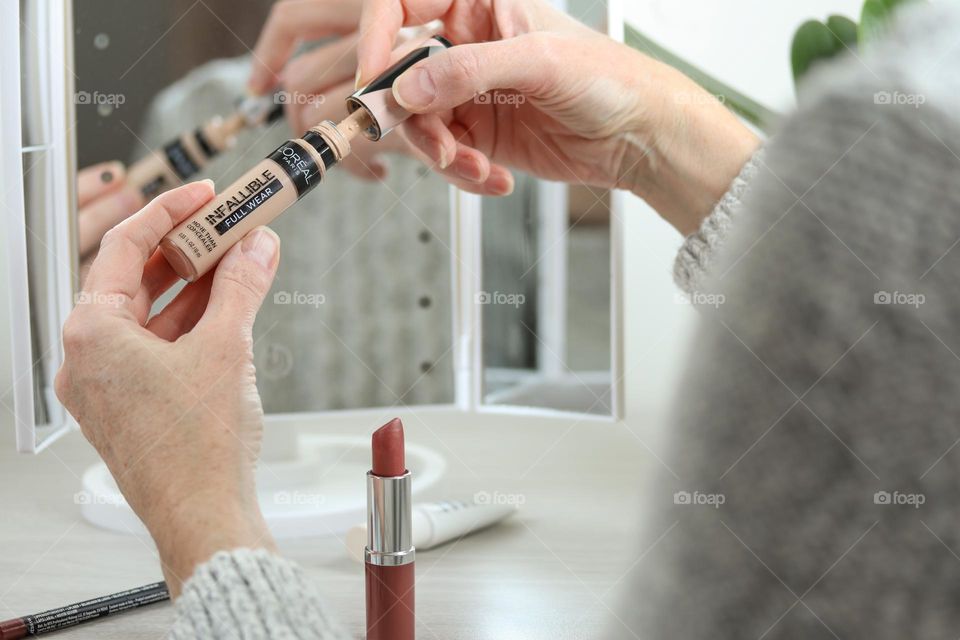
[0,582,169,639]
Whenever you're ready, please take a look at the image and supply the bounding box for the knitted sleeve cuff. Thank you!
[169,548,349,640]
[673,148,764,294]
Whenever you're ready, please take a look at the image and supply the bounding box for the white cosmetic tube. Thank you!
[345,498,518,561]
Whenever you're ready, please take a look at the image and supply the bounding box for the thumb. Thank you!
[392,34,561,113]
[198,227,280,338]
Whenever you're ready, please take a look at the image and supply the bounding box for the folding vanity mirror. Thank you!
[4,0,623,533]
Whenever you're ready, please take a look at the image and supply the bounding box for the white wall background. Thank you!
[619,0,864,423]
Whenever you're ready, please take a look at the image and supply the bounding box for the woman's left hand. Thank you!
[56,181,281,597]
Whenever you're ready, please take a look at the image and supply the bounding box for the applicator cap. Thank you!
[346,36,453,141]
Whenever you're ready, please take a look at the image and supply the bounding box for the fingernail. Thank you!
[454,155,484,183]
[241,227,280,268]
[394,68,436,110]
[490,172,515,196]
[427,138,451,169]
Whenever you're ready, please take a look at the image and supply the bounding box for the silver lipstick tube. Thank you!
[365,471,415,567]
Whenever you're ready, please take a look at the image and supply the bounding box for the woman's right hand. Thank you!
[357,0,761,235]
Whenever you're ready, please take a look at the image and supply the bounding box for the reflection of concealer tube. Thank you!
[128,97,284,199]
[160,36,455,282]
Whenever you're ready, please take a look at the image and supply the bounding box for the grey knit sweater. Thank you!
[171,2,960,638]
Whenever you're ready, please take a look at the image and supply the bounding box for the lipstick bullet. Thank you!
[366,418,415,640]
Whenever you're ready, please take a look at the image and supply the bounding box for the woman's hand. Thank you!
[77,161,145,260]
[55,181,280,597]
[357,0,761,234]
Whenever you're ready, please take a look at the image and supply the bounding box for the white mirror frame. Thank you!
[4,0,77,453]
[4,0,624,454]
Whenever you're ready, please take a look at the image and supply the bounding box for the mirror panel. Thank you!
[72,1,455,414]
[479,0,616,417]
[480,179,613,416]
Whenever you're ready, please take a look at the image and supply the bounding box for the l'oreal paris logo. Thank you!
[279,145,313,184]
[205,169,276,225]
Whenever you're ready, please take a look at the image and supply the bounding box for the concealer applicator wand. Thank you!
[160,36,453,282]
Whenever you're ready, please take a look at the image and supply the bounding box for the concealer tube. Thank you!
[160,36,454,282]
[127,97,284,199]
[159,115,362,281]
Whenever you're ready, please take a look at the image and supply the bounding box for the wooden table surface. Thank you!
[0,411,656,639]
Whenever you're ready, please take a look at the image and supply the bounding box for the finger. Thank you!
[402,134,514,196]
[356,0,416,85]
[249,0,362,94]
[400,114,456,169]
[145,272,215,341]
[84,181,216,308]
[139,249,184,306]
[125,248,205,326]
[400,117,498,185]
[77,185,145,257]
[195,227,280,340]
[282,33,358,97]
[450,163,515,196]
[392,34,559,113]
[77,161,125,208]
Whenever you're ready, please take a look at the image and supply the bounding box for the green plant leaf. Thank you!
[826,15,858,49]
[791,20,842,86]
[859,0,923,47]
[859,0,891,46]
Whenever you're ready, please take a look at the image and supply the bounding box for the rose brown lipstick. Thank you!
[366,418,415,640]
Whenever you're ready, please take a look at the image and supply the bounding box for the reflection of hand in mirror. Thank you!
[56,181,281,597]
[77,161,145,263]
[247,0,418,182]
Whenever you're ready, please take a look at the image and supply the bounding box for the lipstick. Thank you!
[366,418,415,640]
